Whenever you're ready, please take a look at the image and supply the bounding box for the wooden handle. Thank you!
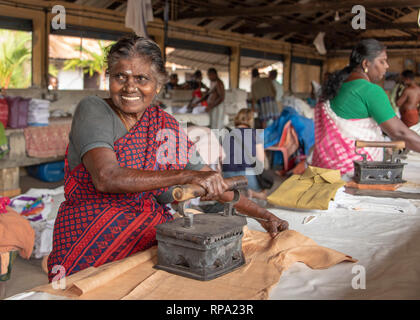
[172,176,248,202]
[355,140,405,150]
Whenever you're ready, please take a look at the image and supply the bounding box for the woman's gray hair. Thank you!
[106,35,167,86]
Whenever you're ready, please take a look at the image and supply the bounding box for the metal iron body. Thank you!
[353,141,406,184]
[353,160,406,184]
[154,190,247,281]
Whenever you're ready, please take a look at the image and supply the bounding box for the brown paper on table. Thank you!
[32,227,356,300]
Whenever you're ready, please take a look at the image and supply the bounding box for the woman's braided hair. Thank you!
[321,39,386,101]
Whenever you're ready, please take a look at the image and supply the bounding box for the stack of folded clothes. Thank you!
[28,99,50,126]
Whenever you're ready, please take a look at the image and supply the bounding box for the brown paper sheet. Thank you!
[32,227,356,300]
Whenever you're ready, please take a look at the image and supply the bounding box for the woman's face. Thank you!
[108,57,159,117]
[366,50,389,82]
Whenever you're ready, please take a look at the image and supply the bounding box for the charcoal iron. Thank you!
[353,140,406,184]
[154,176,249,281]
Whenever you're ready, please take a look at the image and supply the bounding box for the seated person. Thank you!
[164,73,180,91]
[396,70,420,128]
[47,35,288,282]
[312,39,420,174]
[222,109,268,200]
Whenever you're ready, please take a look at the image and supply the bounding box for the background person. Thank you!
[222,109,268,200]
[164,73,180,91]
[269,69,284,115]
[312,38,420,174]
[251,68,277,129]
[396,70,420,128]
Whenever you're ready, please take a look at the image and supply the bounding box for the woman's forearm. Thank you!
[218,191,271,220]
[380,117,420,153]
[397,129,420,152]
[83,147,218,194]
[96,167,202,193]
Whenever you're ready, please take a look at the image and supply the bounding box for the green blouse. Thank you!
[330,79,396,124]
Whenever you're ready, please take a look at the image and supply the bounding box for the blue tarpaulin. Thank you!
[263,107,315,166]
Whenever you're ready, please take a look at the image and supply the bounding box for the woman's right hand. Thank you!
[188,171,228,200]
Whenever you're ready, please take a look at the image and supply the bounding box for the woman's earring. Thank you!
[364,68,368,73]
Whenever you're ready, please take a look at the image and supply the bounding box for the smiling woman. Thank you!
[47,35,289,282]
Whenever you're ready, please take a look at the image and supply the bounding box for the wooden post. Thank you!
[153,31,166,61]
[229,45,240,89]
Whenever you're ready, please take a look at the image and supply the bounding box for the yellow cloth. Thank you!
[268,166,345,210]
[32,226,356,300]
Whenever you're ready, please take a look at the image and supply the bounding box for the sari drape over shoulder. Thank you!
[311,100,384,175]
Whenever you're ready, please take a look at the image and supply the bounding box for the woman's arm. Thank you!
[379,116,420,152]
[218,188,289,237]
[198,165,289,236]
[82,147,228,197]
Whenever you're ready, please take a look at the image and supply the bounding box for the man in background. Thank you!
[206,68,226,130]
[397,70,420,127]
[251,68,277,128]
[165,73,180,91]
[190,68,225,130]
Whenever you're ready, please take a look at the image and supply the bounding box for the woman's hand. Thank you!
[380,116,420,153]
[188,170,228,200]
[258,212,289,238]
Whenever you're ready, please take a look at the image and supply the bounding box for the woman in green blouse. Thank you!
[312,39,420,174]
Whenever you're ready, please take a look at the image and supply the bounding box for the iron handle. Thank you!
[355,140,405,150]
[172,176,248,202]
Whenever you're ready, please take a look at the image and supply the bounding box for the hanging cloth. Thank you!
[125,0,154,38]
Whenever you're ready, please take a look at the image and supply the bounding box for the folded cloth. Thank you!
[268,166,346,210]
[33,226,356,300]
[23,122,71,158]
[0,206,35,259]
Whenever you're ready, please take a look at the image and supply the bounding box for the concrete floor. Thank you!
[1,170,287,300]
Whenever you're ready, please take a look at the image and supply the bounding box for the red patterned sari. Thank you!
[47,105,193,282]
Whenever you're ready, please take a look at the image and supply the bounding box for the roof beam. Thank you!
[177,0,420,20]
[233,22,420,35]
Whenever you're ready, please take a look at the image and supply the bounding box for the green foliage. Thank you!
[0,30,32,89]
[63,40,113,77]
[48,63,59,78]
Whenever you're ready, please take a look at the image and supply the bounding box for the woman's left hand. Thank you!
[258,212,289,238]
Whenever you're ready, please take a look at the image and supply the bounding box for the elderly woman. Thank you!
[47,35,288,281]
[312,39,420,174]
